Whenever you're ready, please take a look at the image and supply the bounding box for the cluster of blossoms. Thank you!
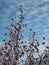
[0,5,24,65]
[0,5,49,65]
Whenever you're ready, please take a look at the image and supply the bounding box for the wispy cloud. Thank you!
[0,0,49,43]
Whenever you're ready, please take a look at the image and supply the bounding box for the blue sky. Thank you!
[0,0,49,45]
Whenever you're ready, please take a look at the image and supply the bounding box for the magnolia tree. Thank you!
[24,33,49,65]
[25,32,49,65]
[0,5,25,65]
[0,5,49,65]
